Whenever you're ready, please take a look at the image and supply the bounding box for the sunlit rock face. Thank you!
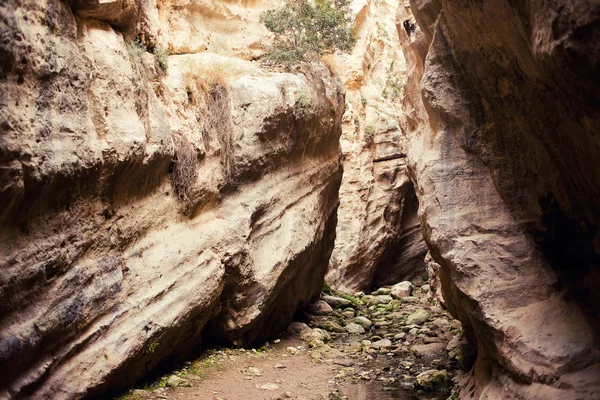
[0,1,343,398]
[324,0,428,294]
[396,0,600,398]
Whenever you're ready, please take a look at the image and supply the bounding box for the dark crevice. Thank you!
[372,153,407,163]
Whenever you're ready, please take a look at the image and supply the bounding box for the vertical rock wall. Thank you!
[0,1,344,398]
[397,0,600,398]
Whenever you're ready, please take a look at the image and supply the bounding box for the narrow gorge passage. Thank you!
[1,0,599,399]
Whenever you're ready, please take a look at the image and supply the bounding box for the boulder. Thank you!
[390,281,413,299]
[310,300,334,315]
[415,370,449,391]
[321,295,353,308]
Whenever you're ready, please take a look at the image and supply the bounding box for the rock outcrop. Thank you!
[325,0,427,293]
[0,1,343,398]
[397,0,600,398]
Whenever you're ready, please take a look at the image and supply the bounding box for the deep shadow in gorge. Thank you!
[537,193,600,331]
[371,181,427,291]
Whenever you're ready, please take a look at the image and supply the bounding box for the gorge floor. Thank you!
[119,282,465,400]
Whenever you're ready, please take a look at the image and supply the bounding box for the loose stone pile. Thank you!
[290,279,468,398]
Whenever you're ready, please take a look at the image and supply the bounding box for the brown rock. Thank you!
[310,300,334,316]
[397,0,600,398]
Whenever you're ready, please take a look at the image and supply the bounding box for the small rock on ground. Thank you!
[345,322,366,334]
[310,300,334,315]
[406,309,429,325]
[321,295,352,308]
[391,281,413,299]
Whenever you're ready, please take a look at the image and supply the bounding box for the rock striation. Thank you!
[397,0,600,398]
[0,0,344,398]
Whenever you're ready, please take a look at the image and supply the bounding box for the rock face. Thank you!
[397,0,600,398]
[0,1,343,398]
[325,0,427,293]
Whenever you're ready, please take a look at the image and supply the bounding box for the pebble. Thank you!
[406,309,429,325]
[345,322,366,334]
[244,366,262,376]
[258,383,279,390]
[390,281,413,299]
[353,316,373,328]
[371,339,393,349]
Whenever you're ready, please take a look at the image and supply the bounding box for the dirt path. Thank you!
[119,280,466,400]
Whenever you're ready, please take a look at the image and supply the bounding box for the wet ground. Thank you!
[118,280,466,400]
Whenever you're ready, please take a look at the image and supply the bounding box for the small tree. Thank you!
[261,0,356,62]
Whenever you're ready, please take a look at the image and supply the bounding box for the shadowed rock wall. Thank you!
[397,0,600,398]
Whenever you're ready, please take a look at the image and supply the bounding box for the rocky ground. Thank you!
[118,280,467,400]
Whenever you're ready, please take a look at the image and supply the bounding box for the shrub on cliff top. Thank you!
[261,0,356,63]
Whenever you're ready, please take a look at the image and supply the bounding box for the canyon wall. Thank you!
[0,1,343,398]
[324,0,428,293]
[397,0,600,398]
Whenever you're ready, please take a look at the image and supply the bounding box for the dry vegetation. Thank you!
[204,83,234,178]
[171,133,198,204]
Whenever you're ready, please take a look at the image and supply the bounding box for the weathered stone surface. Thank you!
[0,1,344,398]
[397,0,600,398]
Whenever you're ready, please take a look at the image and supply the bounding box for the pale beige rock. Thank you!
[390,281,413,299]
[0,1,344,398]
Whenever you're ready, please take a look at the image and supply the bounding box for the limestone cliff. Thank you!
[324,0,428,293]
[397,0,600,398]
[0,1,343,398]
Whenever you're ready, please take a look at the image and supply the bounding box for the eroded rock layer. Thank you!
[397,0,600,398]
[0,1,343,398]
